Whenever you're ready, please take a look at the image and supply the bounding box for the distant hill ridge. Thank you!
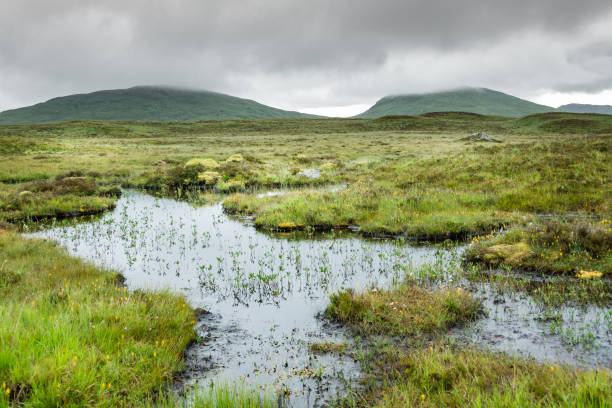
[2,85,610,124]
[557,103,612,115]
[356,88,556,118]
[0,86,318,124]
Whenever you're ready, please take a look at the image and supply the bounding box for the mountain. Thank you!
[355,88,555,118]
[557,103,612,115]
[0,86,319,124]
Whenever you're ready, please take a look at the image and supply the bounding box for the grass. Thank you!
[465,219,611,276]
[0,172,119,227]
[356,344,611,408]
[151,381,278,408]
[223,136,609,238]
[0,232,195,407]
[1,113,611,406]
[323,270,611,407]
[324,283,482,337]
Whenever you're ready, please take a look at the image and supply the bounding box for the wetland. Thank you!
[1,115,610,407]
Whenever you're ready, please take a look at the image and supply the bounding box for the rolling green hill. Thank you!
[557,103,612,115]
[356,88,555,118]
[0,86,319,124]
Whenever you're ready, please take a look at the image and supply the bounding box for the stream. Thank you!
[26,190,611,407]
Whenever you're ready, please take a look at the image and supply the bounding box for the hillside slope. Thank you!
[557,103,612,115]
[356,88,555,118]
[0,86,318,124]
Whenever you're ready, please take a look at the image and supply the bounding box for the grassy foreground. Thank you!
[0,232,195,407]
[323,278,611,407]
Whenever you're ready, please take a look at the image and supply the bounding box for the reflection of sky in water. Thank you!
[28,190,611,406]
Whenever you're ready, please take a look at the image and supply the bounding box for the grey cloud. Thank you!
[1,0,612,111]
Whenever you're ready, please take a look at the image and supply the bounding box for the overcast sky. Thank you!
[2,0,612,117]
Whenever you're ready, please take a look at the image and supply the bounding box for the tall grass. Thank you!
[0,232,195,407]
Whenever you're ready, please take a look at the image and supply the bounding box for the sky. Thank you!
[1,0,612,117]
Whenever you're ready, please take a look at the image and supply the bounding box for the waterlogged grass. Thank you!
[0,173,119,227]
[465,219,612,276]
[359,344,611,408]
[310,341,347,354]
[224,182,516,238]
[224,137,610,238]
[324,273,611,407]
[325,283,482,337]
[0,232,195,407]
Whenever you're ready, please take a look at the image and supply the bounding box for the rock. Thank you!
[297,169,321,179]
[464,132,502,143]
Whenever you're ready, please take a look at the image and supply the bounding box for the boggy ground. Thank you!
[322,277,611,408]
[0,112,611,406]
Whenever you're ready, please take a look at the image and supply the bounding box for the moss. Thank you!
[576,270,603,279]
[197,171,221,185]
[309,341,346,354]
[466,219,611,275]
[479,242,533,266]
[184,158,220,169]
[225,154,245,163]
[320,161,337,170]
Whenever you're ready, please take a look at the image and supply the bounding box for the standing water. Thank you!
[27,191,448,406]
[27,190,611,406]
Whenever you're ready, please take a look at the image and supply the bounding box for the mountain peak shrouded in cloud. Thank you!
[557,103,612,115]
[355,88,555,118]
[1,1,611,115]
[0,86,319,124]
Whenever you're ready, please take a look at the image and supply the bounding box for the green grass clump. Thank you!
[309,341,347,354]
[465,219,612,276]
[151,381,278,408]
[0,232,195,407]
[363,345,611,408]
[324,283,482,337]
[0,173,118,226]
[223,182,516,239]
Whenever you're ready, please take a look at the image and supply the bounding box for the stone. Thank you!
[296,169,321,179]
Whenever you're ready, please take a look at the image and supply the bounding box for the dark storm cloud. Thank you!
[1,0,612,112]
